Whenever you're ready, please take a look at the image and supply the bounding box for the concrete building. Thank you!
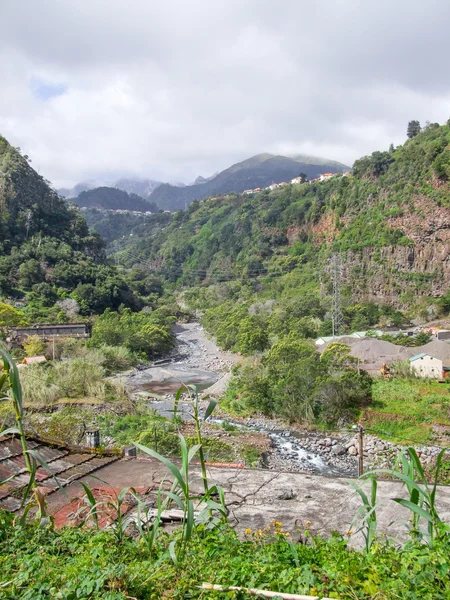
[7,323,91,344]
[409,353,443,378]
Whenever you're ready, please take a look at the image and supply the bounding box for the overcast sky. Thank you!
[1,0,450,188]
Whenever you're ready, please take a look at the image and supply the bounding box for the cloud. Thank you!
[0,0,449,187]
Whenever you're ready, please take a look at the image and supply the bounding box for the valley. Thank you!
[2,121,450,599]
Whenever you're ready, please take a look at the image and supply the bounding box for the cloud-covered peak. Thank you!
[1,0,449,187]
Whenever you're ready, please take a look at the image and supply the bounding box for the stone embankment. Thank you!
[267,428,447,475]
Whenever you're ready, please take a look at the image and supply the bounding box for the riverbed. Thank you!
[126,322,359,476]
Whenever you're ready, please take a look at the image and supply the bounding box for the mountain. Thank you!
[0,135,140,314]
[81,208,172,244]
[58,181,98,198]
[118,121,450,316]
[59,178,163,200]
[113,178,162,198]
[74,187,159,212]
[148,153,350,211]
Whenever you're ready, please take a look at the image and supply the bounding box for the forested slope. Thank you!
[118,121,450,335]
[0,136,140,318]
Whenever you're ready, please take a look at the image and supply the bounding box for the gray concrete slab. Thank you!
[48,457,450,548]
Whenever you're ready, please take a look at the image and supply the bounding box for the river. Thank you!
[126,323,357,477]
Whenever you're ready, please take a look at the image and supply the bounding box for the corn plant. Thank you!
[0,346,54,525]
[367,447,450,547]
[390,448,449,546]
[350,475,378,552]
[133,480,174,556]
[134,432,227,562]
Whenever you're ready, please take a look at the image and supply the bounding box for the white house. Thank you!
[409,353,443,379]
[319,172,335,181]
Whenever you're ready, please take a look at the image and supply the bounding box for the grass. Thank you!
[1,516,450,599]
[364,379,450,444]
[241,443,262,467]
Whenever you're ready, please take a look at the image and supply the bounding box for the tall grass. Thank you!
[19,349,127,406]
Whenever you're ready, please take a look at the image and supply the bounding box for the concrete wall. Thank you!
[410,355,443,378]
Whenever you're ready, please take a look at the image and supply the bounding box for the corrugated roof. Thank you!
[0,435,121,515]
[409,353,439,362]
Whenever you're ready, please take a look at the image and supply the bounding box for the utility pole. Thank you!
[330,253,344,338]
[358,425,364,476]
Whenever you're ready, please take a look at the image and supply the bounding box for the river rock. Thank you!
[277,489,297,500]
[332,445,346,456]
[348,446,358,456]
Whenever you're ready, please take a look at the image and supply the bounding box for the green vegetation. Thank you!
[380,331,432,346]
[0,303,29,326]
[0,136,142,317]
[365,379,450,444]
[90,307,175,358]
[107,121,450,349]
[224,340,371,426]
[82,208,171,243]
[0,517,449,599]
[2,354,450,599]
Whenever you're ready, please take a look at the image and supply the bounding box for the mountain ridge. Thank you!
[148,152,349,211]
[73,186,159,213]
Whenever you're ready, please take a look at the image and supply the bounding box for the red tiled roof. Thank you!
[0,435,121,514]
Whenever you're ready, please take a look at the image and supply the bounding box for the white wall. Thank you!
[410,355,443,379]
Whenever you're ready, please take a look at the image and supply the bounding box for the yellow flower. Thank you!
[245,528,252,535]
[346,529,353,536]
[305,521,312,526]
[273,520,282,527]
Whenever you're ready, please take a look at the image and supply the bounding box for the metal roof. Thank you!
[408,353,440,362]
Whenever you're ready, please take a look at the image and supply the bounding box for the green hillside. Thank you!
[117,120,450,337]
[0,136,141,318]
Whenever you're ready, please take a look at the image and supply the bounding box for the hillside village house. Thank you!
[408,353,445,379]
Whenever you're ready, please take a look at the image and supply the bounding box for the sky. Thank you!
[1,0,450,188]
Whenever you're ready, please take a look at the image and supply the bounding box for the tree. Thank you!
[23,335,46,357]
[299,172,308,183]
[18,259,45,290]
[90,308,175,357]
[0,303,29,326]
[320,342,357,371]
[236,316,269,354]
[407,120,421,139]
